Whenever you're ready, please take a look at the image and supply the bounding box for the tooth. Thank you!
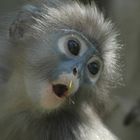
[68,80,73,93]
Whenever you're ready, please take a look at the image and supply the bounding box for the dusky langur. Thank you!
[0,0,121,139]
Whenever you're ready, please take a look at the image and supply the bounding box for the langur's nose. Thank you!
[73,67,78,76]
[52,84,68,97]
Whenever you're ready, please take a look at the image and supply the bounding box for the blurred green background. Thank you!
[0,0,140,139]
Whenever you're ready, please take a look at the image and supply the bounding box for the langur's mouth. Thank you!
[52,84,69,98]
[52,80,74,98]
[40,74,79,110]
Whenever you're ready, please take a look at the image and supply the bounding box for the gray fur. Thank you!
[0,1,120,140]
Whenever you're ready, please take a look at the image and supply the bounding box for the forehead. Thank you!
[50,29,98,46]
[35,2,112,46]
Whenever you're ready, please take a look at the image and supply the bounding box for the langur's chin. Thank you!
[40,75,79,110]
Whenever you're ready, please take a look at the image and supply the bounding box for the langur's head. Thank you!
[9,1,120,112]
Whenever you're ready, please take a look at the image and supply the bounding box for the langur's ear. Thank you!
[9,5,41,41]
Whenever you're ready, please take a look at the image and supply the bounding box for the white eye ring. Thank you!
[87,57,103,82]
[58,34,87,57]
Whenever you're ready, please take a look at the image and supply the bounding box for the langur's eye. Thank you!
[87,61,100,75]
[67,39,81,56]
[87,57,102,80]
[58,34,87,57]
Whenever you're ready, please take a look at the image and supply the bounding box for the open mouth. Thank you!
[52,84,69,98]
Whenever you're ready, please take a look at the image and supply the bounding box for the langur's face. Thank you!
[24,29,103,111]
[10,3,118,112]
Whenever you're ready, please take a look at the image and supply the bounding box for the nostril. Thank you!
[73,67,78,76]
[52,84,68,97]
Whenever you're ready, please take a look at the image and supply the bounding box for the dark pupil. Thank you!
[88,62,100,75]
[67,40,80,55]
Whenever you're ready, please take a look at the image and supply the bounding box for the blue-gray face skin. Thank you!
[50,29,102,84]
